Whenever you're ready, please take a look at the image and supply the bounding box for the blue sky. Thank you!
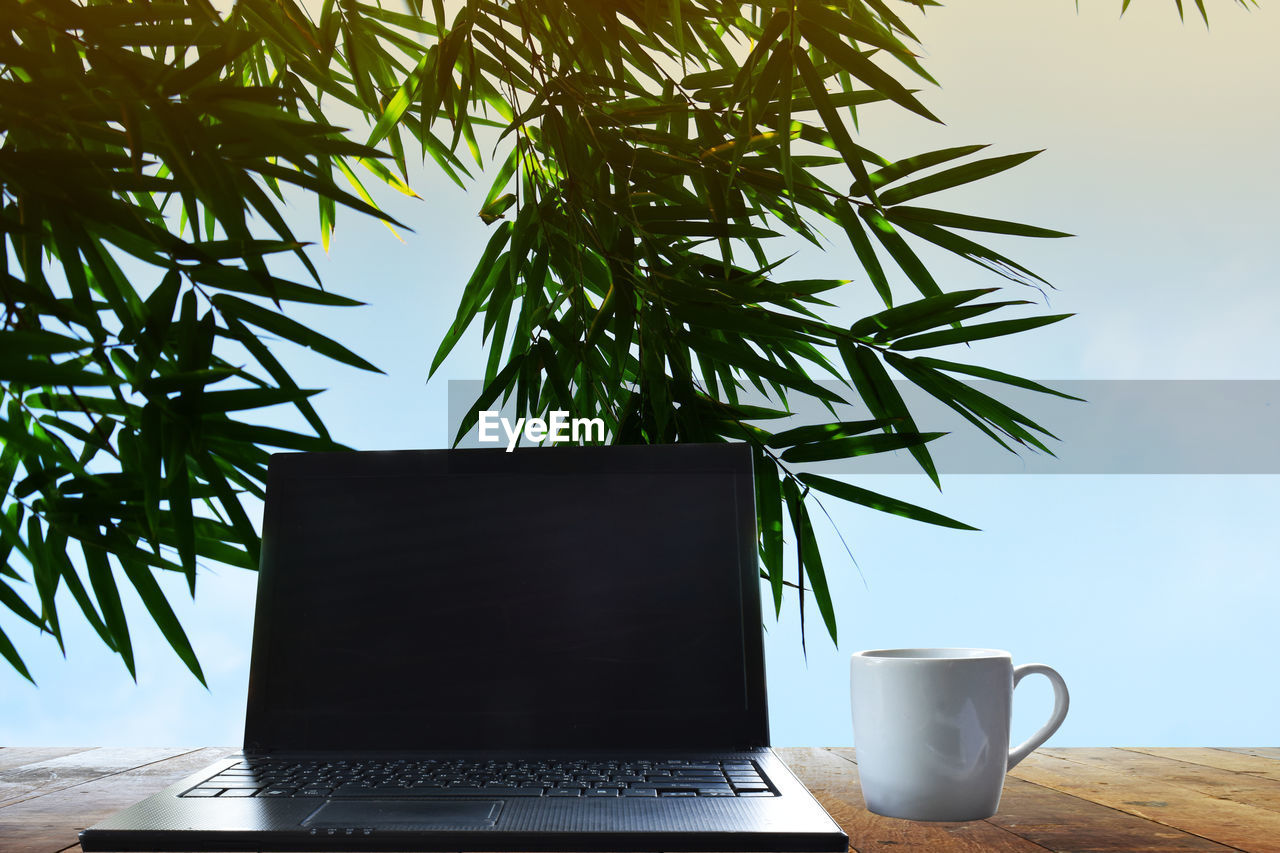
[2,0,1278,748]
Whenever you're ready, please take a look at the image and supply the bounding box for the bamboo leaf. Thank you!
[879,150,1043,206]
[837,340,939,486]
[119,560,205,686]
[430,221,512,378]
[798,18,940,123]
[753,447,785,616]
[913,357,1086,401]
[0,626,34,684]
[834,201,891,306]
[780,430,944,463]
[84,545,135,679]
[794,49,876,199]
[849,288,998,339]
[858,145,989,195]
[213,295,383,373]
[766,418,889,448]
[859,206,942,299]
[799,473,977,530]
[891,313,1073,351]
[684,332,846,405]
[886,205,1073,238]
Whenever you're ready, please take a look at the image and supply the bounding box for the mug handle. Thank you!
[1007,663,1070,770]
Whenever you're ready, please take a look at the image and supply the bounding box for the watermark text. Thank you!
[477,410,606,451]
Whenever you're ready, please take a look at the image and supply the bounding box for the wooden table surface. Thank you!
[2,746,1278,852]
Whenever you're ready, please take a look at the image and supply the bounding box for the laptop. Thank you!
[80,443,848,851]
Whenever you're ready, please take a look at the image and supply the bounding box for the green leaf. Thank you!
[0,577,43,632]
[0,330,91,357]
[780,430,944,463]
[453,353,527,448]
[887,216,1050,286]
[849,288,998,339]
[367,44,433,147]
[879,150,1043,206]
[221,316,332,441]
[783,477,836,644]
[913,357,1085,401]
[858,145,989,195]
[859,206,942,299]
[430,221,513,378]
[84,545,135,680]
[119,559,205,686]
[185,266,365,306]
[684,332,846,405]
[884,351,1057,453]
[753,447,785,616]
[183,387,322,414]
[54,540,116,652]
[213,295,383,373]
[837,340,940,486]
[834,201,891,306]
[798,19,940,123]
[166,440,196,593]
[886,205,1073,238]
[891,313,1073,351]
[0,359,121,388]
[799,473,977,530]
[0,625,34,684]
[482,145,520,216]
[766,418,889,448]
[193,450,262,567]
[793,49,876,198]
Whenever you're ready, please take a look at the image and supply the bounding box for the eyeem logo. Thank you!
[478,411,606,451]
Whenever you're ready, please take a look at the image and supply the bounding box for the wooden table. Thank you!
[2,746,1278,852]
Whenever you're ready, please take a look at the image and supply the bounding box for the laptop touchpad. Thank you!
[303,799,502,830]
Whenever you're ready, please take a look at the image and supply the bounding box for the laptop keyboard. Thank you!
[181,758,776,799]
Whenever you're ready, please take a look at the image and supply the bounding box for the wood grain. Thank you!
[0,747,204,809]
[1216,747,1280,761]
[788,747,1052,853]
[1012,750,1280,853]
[0,748,95,774]
[991,776,1241,852]
[1120,747,1280,782]
[4,747,1280,853]
[817,748,1245,853]
[0,747,232,853]
[1043,748,1280,811]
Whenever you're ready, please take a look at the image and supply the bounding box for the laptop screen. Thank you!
[244,443,768,751]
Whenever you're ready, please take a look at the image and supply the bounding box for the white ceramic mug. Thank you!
[849,648,1069,821]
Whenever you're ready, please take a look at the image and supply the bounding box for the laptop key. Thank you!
[184,789,222,797]
[584,789,618,797]
[547,789,580,797]
[621,788,657,797]
[296,788,333,797]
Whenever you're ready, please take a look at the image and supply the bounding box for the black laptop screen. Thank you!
[244,444,768,751]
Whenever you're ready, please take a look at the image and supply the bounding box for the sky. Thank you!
[2,0,1278,749]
